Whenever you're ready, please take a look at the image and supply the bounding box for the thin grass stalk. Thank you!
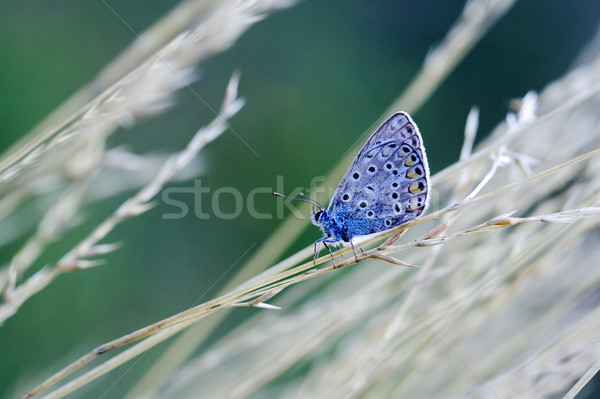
[24,133,599,397]
[0,0,293,324]
[131,41,600,398]
[132,1,523,392]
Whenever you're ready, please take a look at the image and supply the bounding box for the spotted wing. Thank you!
[328,112,430,236]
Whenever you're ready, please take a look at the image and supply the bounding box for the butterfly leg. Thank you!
[314,237,337,266]
[322,242,336,267]
[313,240,321,264]
[349,239,359,263]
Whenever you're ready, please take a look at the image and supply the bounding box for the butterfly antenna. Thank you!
[273,192,323,210]
[298,192,324,210]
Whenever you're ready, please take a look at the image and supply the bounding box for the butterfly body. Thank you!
[311,112,430,260]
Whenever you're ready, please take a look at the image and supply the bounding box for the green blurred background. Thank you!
[1,0,599,397]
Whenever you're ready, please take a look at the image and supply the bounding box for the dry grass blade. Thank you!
[0,74,244,326]
[563,360,600,399]
[6,1,600,398]
[68,112,597,398]
[133,3,530,390]
[20,76,244,398]
[132,39,600,399]
[0,0,294,184]
[389,0,517,114]
[0,0,293,325]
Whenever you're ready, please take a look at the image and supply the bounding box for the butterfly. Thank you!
[275,112,430,263]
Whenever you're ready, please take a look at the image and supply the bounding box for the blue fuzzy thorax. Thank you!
[311,207,374,245]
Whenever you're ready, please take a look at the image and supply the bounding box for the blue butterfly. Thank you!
[276,112,430,263]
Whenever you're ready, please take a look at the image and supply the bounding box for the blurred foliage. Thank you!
[1,0,599,397]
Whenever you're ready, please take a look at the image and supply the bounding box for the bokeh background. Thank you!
[1,0,599,397]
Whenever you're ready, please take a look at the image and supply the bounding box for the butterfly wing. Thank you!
[327,112,430,237]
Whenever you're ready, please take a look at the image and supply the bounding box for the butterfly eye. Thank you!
[314,210,323,222]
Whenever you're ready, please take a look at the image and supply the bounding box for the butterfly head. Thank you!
[310,209,325,226]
